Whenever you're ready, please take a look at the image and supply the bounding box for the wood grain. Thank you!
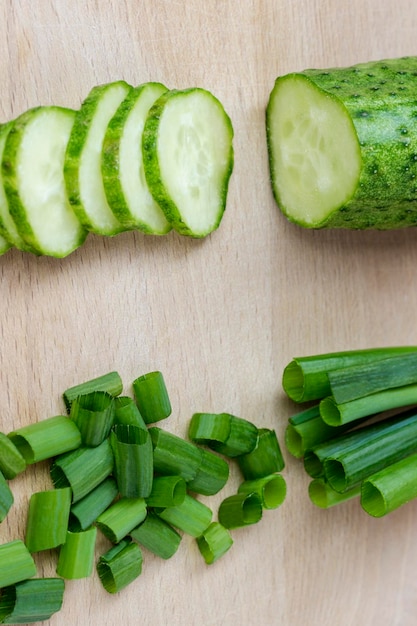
[1,1,417,624]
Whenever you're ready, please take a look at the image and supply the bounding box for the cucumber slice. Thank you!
[142,88,234,237]
[64,81,132,236]
[102,82,171,234]
[2,106,87,257]
[266,56,417,229]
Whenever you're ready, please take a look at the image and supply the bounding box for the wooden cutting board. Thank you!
[1,1,417,624]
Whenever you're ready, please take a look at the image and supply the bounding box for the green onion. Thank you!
[110,424,153,498]
[149,427,203,482]
[69,477,118,531]
[114,396,147,429]
[63,371,123,413]
[187,448,230,496]
[0,578,65,624]
[238,474,286,510]
[0,471,13,522]
[188,412,231,446]
[25,487,72,553]
[96,497,147,544]
[130,511,182,559]
[50,438,114,503]
[361,452,417,517]
[8,415,82,464]
[56,527,97,579]
[157,494,212,538]
[69,390,115,447]
[145,475,186,508]
[282,347,417,403]
[132,371,172,424]
[218,492,263,529]
[0,432,26,479]
[308,478,361,509]
[237,428,285,480]
[211,413,258,457]
[196,522,233,564]
[97,539,143,594]
[0,540,36,588]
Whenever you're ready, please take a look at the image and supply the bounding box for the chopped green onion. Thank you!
[25,487,72,553]
[96,497,147,544]
[50,438,114,503]
[308,478,361,509]
[361,452,417,517]
[0,471,13,522]
[196,522,233,564]
[97,539,143,594]
[69,477,118,531]
[132,371,172,424]
[218,492,263,529]
[63,371,123,413]
[110,424,153,498]
[69,391,115,447]
[0,540,36,588]
[211,413,258,457]
[130,511,182,559]
[237,428,285,480]
[56,527,97,579]
[238,474,286,509]
[157,494,212,538]
[0,578,65,624]
[149,427,202,482]
[8,415,81,464]
[187,448,230,496]
[0,432,26,479]
[145,475,186,508]
[188,412,231,446]
[114,396,147,429]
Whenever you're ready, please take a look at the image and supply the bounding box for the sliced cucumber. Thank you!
[102,82,171,235]
[64,81,132,236]
[266,56,417,230]
[142,88,234,237]
[2,106,87,257]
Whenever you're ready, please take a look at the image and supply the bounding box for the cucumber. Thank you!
[2,106,87,257]
[64,81,132,236]
[142,88,234,237]
[266,56,417,230]
[102,82,171,235]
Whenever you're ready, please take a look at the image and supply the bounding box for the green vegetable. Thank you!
[56,527,97,579]
[0,432,26,479]
[8,415,81,463]
[308,478,361,509]
[130,511,181,560]
[69,477,118,532]
[69,391,115,447]
[238,474,287,510]
[145,475,186,508]
[196,522,233,564]
[132,370,172,424]
[0,578,65,624]
[97,539,143,594]
[0,540,36,588]
[267,56,417,230]
[188,412,231,446]
[149,426,203,482]
[110,424,153,498]
[63,371,123,413]
[96,497,147,544]
[25,488,72,553]
[0,471,13,522]
[237,428,285,480]
[156,493,212,538]
[113,396,147,429]
[186,448,230,496]
[218,492,263,529]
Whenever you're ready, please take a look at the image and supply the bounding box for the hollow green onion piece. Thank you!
[25,487,72,553]
[308,478,361,509]
[187,448,230,496]
[114,396,147,429]
[0,432,26,479]
[0,577,65,624]
[211,414,258,457]
[130,511,181,559]
[218,492,263,529]
[50,438,114,503]
[361,452,417,517]
[110,424,153,498]
[157,494,212,537]
[237,428,285,480]
[188,412,231,446]
[69,477,118,531]
[0,540,36,588]
[96,497,147,544]
[69,390,115,447]
[97,539,143,594]
[196,522,233,564]
[0,471,13,522]
[149,427,202,481]
[238,474,286,510]
[320,383,417,426]
[132,371,172,424]
[282,346,417,403]
[145,475,186,508]
[63,371,123,413]
[56,527,97,579]
[8,415,82,464]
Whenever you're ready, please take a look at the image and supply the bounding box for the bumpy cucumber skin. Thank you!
[142,88,234,238]
[268,56,417,230]
[101,82,171,234]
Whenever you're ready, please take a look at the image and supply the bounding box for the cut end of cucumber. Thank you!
[266,74,362,227]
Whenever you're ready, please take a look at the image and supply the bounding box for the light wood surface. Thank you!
[2,1,417,624]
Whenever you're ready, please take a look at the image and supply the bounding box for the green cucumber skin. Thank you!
[269,56,417,230]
